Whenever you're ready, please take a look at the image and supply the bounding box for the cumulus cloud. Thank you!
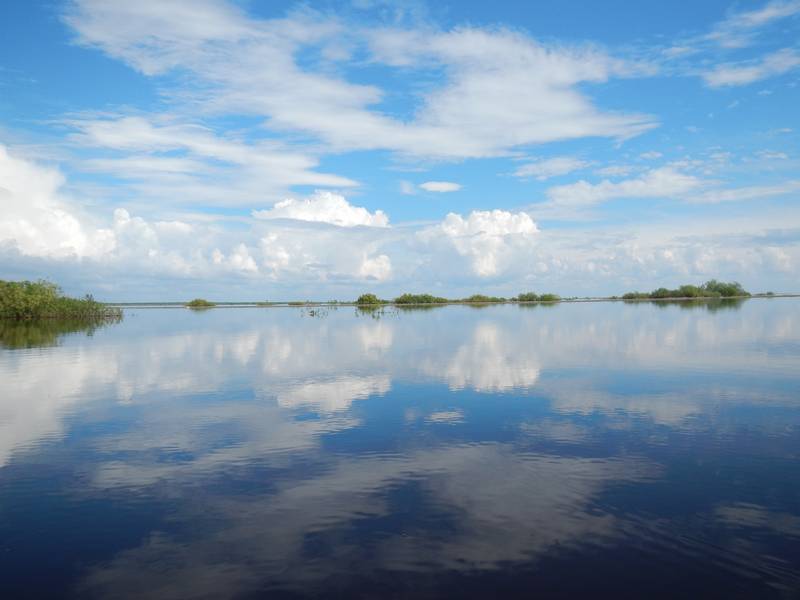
[421,209,539,277]
[253,191,389,227]
[513,156,590,180]
[0,146,393,288]
[0,144,115,259]
[3,142,799,298]
[703,48,800,87]
[419,181,462,193]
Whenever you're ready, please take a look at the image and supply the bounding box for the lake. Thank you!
[1,299,799,598]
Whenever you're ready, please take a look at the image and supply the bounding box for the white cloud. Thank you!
[690,181,800,203]
[513,156,589,180]
[70,115,357,209]
[3,143,799,298]
[704,48,800,87]
[64,1,657,160]
[421,209,539,277]
[757,150,789,160]
[253,191,389,228]
[707,0,800,48]
[419,181,462,193]
[0,146,393,286]
[0,144,115,259]
[541,167,703,210]
[639,151,663,160]
[399,180,417,195]
[594,165,636,178]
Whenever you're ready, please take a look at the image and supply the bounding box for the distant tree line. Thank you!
[621,280,750,300]
[355,292,561,305]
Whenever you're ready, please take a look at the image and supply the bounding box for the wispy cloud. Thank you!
[513,156,590,180]
[63,1,657,161]
[419,181,462,193]
[704,48,800,87]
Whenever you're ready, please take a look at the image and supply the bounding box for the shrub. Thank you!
[462,294,505,303]
[394,293,449,304]
[516,292,539,302]
[186,298,216,308]
[0,279,121,321]
[356,293,382,305]
[538,293,561,302]
[702,279,749,297]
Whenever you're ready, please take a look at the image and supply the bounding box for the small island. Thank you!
[186,298,217,309]
[620,280,750,300]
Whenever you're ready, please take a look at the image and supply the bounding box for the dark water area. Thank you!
[1,299,799,598]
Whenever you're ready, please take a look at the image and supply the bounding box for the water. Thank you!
[1,300,799,598]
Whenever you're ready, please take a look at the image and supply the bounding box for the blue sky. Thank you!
[0,0,798,300]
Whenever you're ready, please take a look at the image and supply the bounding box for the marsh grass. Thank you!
[0,280,122,321]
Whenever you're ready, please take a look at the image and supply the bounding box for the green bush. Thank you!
[356,293,382,305]
[462,294,505,303]
[702,279,749,297]
[186,298,216,308]
[394,293,449,304]
[538,293,561,302]
[621,280,750,300]
[0,279,121,321]
[516,292,539,302]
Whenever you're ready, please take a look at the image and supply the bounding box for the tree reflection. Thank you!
[0,316,121,349]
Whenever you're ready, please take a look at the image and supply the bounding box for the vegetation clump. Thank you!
[186,298,216,308]
[394,293,449,304]
[622,280,749,301]
[356,293,383,305]
[516,292,539,302]
[0,279,121,321]
[462,294,506,303]
[537,293,561,302]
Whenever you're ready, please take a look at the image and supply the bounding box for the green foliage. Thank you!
[516,292,539,302]
[186,298,216,308]
[538,293,561,302]
[702,279,750,297]
[356,293,382,305]
[622,280,750,300]
[622,292,646,300]
[0,279,121,321]
[462,294,506,303]
[394,293,449,304]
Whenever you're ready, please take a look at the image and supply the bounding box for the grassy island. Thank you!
[622,280,750,300]
[0,279,122,321]
[354,292,562,305]
[186,298,216,308]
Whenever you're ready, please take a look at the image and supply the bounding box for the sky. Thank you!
[0,0,798,301]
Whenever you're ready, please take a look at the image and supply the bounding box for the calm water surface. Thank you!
[1,300,799,598]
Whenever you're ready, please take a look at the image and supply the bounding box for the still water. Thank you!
[1,300,799,598]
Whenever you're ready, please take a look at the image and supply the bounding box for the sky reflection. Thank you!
[1,299,799,597]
